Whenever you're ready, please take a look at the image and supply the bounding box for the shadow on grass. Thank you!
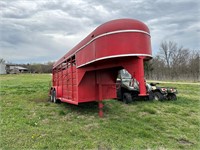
[58,101,100,116]
[32,95,190,117]
[50,98,156,117]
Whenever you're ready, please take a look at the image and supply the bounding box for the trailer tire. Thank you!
[50,89,54,102]
[154,91,164,101]
[123,93,132,104]
[51,90,58,103]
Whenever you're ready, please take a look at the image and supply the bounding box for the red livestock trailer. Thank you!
[50,18,152,117]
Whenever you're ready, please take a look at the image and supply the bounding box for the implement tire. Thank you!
[123,93,132,104]
[168,93,177,100]
[148,91,155,100]
[154,91,164,101]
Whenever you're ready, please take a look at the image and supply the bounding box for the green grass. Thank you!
[0,74,200,149]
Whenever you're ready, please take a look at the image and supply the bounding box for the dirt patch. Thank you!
[84,122,99,130]
[41,118,50,124]
[178,138,194,145]
[139,112,149,116]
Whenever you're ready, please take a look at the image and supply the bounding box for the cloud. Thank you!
[0,0,199,63]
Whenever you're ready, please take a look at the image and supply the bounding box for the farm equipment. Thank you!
[149,83,178,100]
[116,69,178,103]
[116,69,153,103]
[50,18,152,117]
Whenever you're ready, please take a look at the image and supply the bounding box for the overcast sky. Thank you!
[0,0,199,64]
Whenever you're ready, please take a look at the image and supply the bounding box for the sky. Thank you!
[0,0,199,64]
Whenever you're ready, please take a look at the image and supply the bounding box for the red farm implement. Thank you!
[50,18,152,117]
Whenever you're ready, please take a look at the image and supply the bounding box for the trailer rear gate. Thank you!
[53,57,77,104]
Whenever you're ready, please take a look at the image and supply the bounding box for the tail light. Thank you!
[161,88,167,92]
[170,89,176,92]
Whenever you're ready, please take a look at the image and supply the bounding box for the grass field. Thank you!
[0,74,199,149]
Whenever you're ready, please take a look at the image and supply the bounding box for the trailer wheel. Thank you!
[154,92,164,101]
[167,93,177,100]
[50,89,54,102]
[123,93,132,104]
[51,90,58,103]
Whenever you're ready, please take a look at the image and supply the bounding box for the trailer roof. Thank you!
[53,18,150,69]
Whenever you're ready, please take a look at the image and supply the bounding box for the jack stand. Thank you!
[98,84,103,117]
[98,101,104,117]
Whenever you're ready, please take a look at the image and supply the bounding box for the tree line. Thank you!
[21,62,54,73]
[145,41,199,82]
[1,41,199,81]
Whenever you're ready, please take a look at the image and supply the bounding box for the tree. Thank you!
[158,41,191,80]
[144,61,153,79]
[188,50,199,81]
[0,58,6,63]
[146,41,199,81]
[24,62,54,73]
[159,41,177,69]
